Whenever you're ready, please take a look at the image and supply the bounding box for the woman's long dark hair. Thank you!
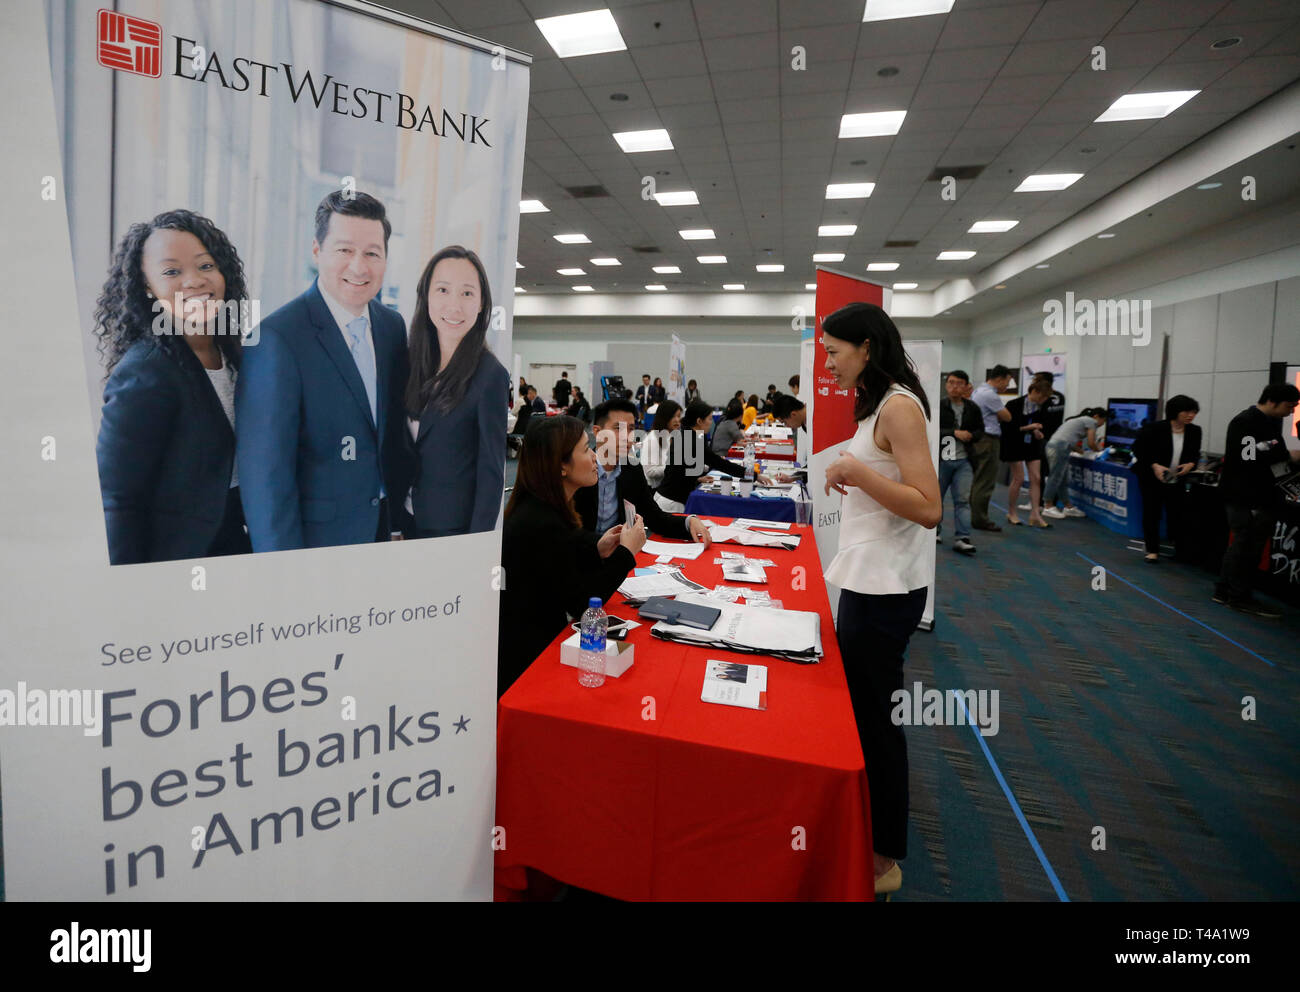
[651,399,682,431]
[93,209,247,377]
[406,245,493,417]
[504,415,588,528]
[821,302,930,420]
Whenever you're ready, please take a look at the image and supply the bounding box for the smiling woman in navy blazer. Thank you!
[94,209,252,565]
[403,245,508,538]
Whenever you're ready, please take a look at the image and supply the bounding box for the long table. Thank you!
[494,521,873,901]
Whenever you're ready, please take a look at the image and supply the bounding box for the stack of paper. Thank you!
[649,593,822,663]
[617,570,708,604]
[701,660,768,710]
[642,540,706,560]
[707,525,801,550]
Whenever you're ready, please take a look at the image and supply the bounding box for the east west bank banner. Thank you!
[0,0,529,899]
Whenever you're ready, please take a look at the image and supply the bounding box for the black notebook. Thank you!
[638,596,721,631]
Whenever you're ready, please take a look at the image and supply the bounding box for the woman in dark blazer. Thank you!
[498,416,647,696]
[655,400,772,512]
[95,209,252,565]
[404,245,510,538]
[1132,394,1202,562]
[1000,379,1053,528]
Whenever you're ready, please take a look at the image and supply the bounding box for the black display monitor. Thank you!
[1105,397,1158,448]
[601,375,625,401]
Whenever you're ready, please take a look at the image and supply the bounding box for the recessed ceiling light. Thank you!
[515,261,524,269]
[554,233,590,244]
[995,284,1006,290]
[519,199,549,213]
[1095,90,1199,122]
[968,220,1018,233]
[609,92,629,101]
[645,284,667,291]
[723,284,745,291]
[1035,263,1050,269]
[613,128,673,153]
[805,283,817,290]
[963,300,973,305]
[557,268,586,276]
[680,229,715,240]
[826,182,875,199]
[514,286,527,293]
[590,257,621,265]
[1096,233,1116,239]
[877,66,900,77]
[1197,181,1222,190]
[863,0,955,22]
[813,252,845,262]
[937,250,976,260]
[819,224,857,237]
[653,265,681,273]
[535,8,627,59]
[893,282,918,290]
[653,190,699,206]
[867,262,899,271]
[697,255,727,263]
[839,110,906,138]
[573,285,594,292]
[1014,173,1083,192]
[756,264,785,272]
[1211,36,1242,50]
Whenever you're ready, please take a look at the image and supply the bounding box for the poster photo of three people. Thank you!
[93,189,508,565]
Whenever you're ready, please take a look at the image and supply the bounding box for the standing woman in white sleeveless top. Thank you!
[820,302,941,897]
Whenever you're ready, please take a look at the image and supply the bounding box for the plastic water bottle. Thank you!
[744,439,755,482]
[578,597,607,688]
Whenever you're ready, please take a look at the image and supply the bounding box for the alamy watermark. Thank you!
[0,683,104,736]
[1043,291,1151,346]
[890,682,999,736]
[151,295,261,345]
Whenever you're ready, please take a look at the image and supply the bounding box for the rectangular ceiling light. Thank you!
[937,250,976,260]
[893,282,918,289]
[554,233,591,243]
[756,264,785,272]
[826,182,875,199]
[813,252,845,262]
[1014,174,1082,192]
[573,285,595,292]
[818,224,857,237]
[557,268,586,275]
[867,262,899,271]
[535,8,627,59]
[514,286,527,293]
[645,284,667,291]
[590,257,621,266]
[653,265,681,273]
[515,261,524,268]
[653,190,698,206]
[613,128,673,153]
[680,229,715,240]
[805,283,817,290]
[723,284,745,291]
[863,0,955,22]
[697,255,727,263]
[519,199,549,213]
[1095,90,1200,122]
[968,220,1018,233]
[839,110,906,138]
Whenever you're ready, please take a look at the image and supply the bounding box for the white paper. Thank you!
[653,593,822,658]
[642,540,707,560]
[701,660,768,710]
[618,570,709,600]
[722,560,768,583]
[732,519,792,530]
[707,525,801,549]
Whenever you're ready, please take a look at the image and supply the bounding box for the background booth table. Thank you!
[494,522,873,901]
[1066,454,1154,539]
[684,488,800,523]
[727,441,798,463]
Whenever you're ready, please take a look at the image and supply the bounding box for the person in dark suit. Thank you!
[574,398,712,544]
[498,416,647,696]
[236,191,410,551]
[94,209,253,565]
[553,371,572,409]
[403,245,508,538]
[566,387,591,422]
[655,400,771,512]
[1132,394,1203,563]
[635,373,652,414]
[530,386,547,414]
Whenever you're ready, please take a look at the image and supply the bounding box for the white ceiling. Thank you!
[388,0,1300,300]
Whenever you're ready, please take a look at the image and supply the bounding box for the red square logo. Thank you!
[96,9,162,78]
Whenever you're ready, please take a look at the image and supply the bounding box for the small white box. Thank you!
[559,632,636,678]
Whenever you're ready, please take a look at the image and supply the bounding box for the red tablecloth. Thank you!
[728,442,797,463]
[494,522,873,901]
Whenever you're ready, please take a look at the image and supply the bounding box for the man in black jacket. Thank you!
[1213,383,1300,618]
[574,398,712,545]
[938,371,984,554]
[553,371,572,409]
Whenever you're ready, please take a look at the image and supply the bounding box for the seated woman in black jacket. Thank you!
[1132,394,1202,563]
[654,400,772,512]
[498,416,647,696]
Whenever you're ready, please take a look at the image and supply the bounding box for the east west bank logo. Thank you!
[96,8,162,77]
[92,8,491,145]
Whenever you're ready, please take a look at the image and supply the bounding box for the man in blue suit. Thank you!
[237,190,411,551]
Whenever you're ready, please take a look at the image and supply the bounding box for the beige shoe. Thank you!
[874,862,902,895]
